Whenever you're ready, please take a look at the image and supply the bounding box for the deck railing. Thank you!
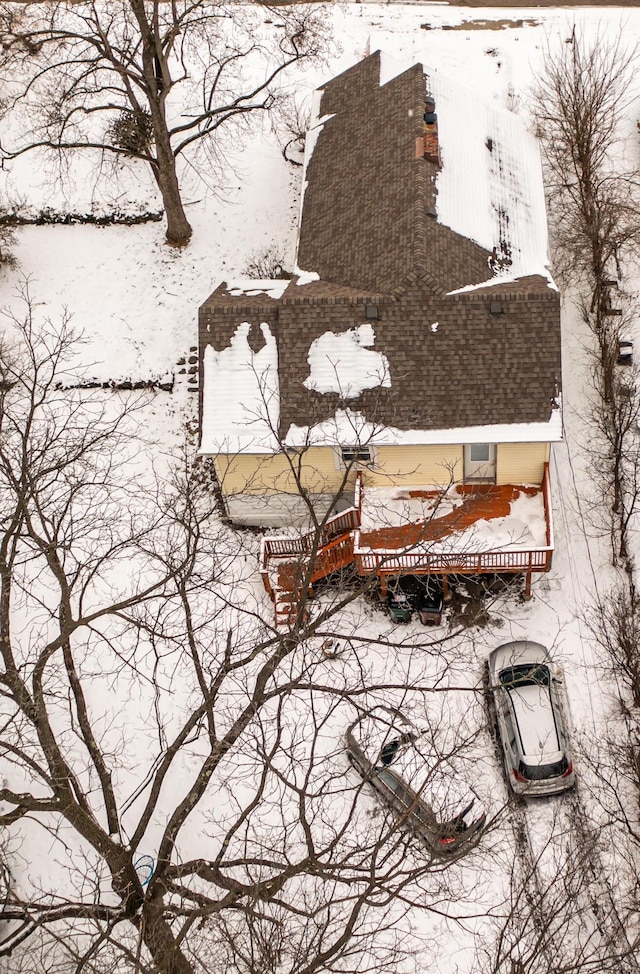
[260,507,360,562]
[309,535,355,584]
[260,510,358,604]
[543,461,554,550]
[352,545,552,575]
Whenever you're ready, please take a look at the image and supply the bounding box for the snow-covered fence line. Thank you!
[54,374,174,392]
[0,209,163,227]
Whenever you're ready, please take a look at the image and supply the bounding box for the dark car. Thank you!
[346,706,486,855]
[386,575,444,625]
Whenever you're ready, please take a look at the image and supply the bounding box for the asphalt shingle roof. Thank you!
[199,52,561,443]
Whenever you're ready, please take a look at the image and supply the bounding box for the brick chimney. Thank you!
[422,95,440,166]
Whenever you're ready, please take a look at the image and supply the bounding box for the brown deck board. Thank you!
[360,484,540,551]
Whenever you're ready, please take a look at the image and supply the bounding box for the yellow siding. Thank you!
[496,442,549,485]
[214,448,347,496]
[214,441,549,496]
[362,445,463,486]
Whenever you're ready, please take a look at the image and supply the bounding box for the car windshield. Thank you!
[379,733,414,767]
[519,756,570,780]
[499,663,550,687]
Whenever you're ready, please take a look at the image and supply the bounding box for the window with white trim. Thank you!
[338,446,375,469]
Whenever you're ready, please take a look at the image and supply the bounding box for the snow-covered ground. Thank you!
[3,5,640,973]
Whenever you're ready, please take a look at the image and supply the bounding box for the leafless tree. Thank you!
[567,720,640,962]
[577,296,640,565]
[0,288,494,974]
[537,30,640,566]
[588,583,640,709]
[534,28,640,291]
[0,1,329,246]
[270,94,311,167]
[535,39,640,971]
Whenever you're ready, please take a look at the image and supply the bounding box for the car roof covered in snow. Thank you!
[509,683,562,761]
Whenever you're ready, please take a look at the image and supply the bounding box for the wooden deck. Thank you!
[259,467,554,623]
[358,483,542,551]
[260,508,359,623]
[354,468,553,576]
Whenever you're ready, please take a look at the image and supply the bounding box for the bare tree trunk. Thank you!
[139,899,197,974]
[150,108,193,247]
[132,0,193,247]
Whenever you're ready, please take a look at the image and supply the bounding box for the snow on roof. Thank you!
[303,324,391,397]
[448,273,558,296]
[378,50,410,88]
[428,68,553,287]
[225,279,290,300]
[199,322,280,454]
[202,54,560,456]
[285,405,562,449]
[295,270,320,286]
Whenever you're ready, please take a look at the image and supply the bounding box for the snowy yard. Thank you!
[2,4,640,974]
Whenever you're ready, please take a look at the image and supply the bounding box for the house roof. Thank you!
[199,53,561,453]
[295,51,553,295]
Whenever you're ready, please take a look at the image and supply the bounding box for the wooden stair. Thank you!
[260,508,359,626]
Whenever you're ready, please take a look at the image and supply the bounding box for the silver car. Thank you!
[488,640,575,796]
[346,706,486,855]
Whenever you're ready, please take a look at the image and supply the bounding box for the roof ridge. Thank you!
[283,277,393,303]
[411,68,430,280]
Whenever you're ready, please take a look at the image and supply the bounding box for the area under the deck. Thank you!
[358,484,547,552]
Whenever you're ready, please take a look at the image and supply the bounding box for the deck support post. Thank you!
[524,569,532,601]
[379,574,388,597]
[442,574,450,600]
